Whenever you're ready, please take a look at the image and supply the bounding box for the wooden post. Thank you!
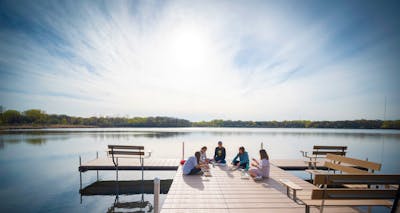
[261,142,263,150]
[154,177,160,213]
[182,142,185,160]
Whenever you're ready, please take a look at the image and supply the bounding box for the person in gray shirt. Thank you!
[182,151,208,175]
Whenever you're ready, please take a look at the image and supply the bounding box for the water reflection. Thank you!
[79,180,172,195]
[0,131,190,147]
[80,180,172,213]
[107,198,153,213]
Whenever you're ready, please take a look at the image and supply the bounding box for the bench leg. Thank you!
[293,189,297,201]
[305,205,310,213]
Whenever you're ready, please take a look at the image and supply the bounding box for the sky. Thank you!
[0,0,399,121]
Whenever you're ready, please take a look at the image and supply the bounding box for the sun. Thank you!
[170,26,208,68]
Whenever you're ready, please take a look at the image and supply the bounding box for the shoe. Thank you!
[254,176,263,181]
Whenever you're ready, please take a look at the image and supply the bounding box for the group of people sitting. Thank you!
[182,141,270,180]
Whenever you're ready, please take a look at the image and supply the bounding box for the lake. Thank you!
[0,128,399,212]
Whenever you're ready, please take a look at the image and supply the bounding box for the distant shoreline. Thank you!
[1,124,399,131]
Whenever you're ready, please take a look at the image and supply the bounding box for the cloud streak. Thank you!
[0,0,399,120]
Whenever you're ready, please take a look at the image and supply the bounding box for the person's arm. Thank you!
[232,153,239,163]
[214,147,218,159]
[252,158,259,165]
[222,148,226,160]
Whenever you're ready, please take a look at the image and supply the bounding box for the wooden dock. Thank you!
[79,158,180,172]
[79,157,323,172]
[161,164,359,213]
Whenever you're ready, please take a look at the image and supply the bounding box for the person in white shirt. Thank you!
[200,146,211,164]
[249,149,270,179]
[182,151,208,175]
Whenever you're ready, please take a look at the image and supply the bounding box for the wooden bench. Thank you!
[302,174,400,213]
[108,145,151,166]
[307,154,381,185]
[107,145,151,181]
[279,179,303,201]
[301,146,347,169]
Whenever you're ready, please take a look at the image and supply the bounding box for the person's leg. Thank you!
[232,160,239,166]
[220,159,226,164]
[239,162,247,169]
[248,168,257,177]
[188,167,201,175]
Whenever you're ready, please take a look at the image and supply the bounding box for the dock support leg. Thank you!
[116,157,119,198]
[79,156,82,190]
[79,156,83,204]
[154,177,160,213]
[96,151,99,181]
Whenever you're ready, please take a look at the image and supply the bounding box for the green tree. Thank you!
[23,109,47,124]
[2,110,22,124]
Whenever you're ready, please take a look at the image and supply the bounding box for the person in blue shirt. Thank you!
[182,151,208,175]
[213,141,226,164]
[231,146,249,169]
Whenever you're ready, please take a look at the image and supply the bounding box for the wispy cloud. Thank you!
[0,0,399,120]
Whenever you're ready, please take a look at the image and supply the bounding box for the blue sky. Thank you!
[0,0,399,121]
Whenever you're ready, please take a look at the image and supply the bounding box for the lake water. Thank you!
[0,128,399,212]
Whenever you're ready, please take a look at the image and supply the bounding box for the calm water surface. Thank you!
[0,128,399,212]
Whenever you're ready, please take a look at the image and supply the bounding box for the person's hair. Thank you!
[239,146,245,152]
[201,146,207,150]
[218,141,222,145]
[195,151,201,163]
[260,149,269,160]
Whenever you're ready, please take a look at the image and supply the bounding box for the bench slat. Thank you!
[279,179,303,190]
[323,161,368,174]
[311,189,397,199]
[326,154,381,171]
[313,174,400,185]
[108,150,145,156]
[313,146,347,150]
[108,145,144,150]
[303,199,392,207]
[312,151,346,155]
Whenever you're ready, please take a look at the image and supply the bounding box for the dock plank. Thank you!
[79,158,180,172]
[161,164,362,213]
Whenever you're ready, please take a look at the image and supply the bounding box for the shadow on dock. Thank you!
[80,179,173,196]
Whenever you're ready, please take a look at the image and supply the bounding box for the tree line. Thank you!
[0,107,399,129]
[191,119,400,129]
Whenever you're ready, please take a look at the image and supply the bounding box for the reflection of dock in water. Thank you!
[107,200,153,213]
[80,180,173,196]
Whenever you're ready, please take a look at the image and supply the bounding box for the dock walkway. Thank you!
[161,164,358,213]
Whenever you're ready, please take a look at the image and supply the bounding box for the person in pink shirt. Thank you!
[249,149,270,179]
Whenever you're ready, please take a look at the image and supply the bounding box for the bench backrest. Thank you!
[314,174,400,186]
[312,174,400,200]
[324,154,381,174]
[108,145,145,157]
[312,145,347,156]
